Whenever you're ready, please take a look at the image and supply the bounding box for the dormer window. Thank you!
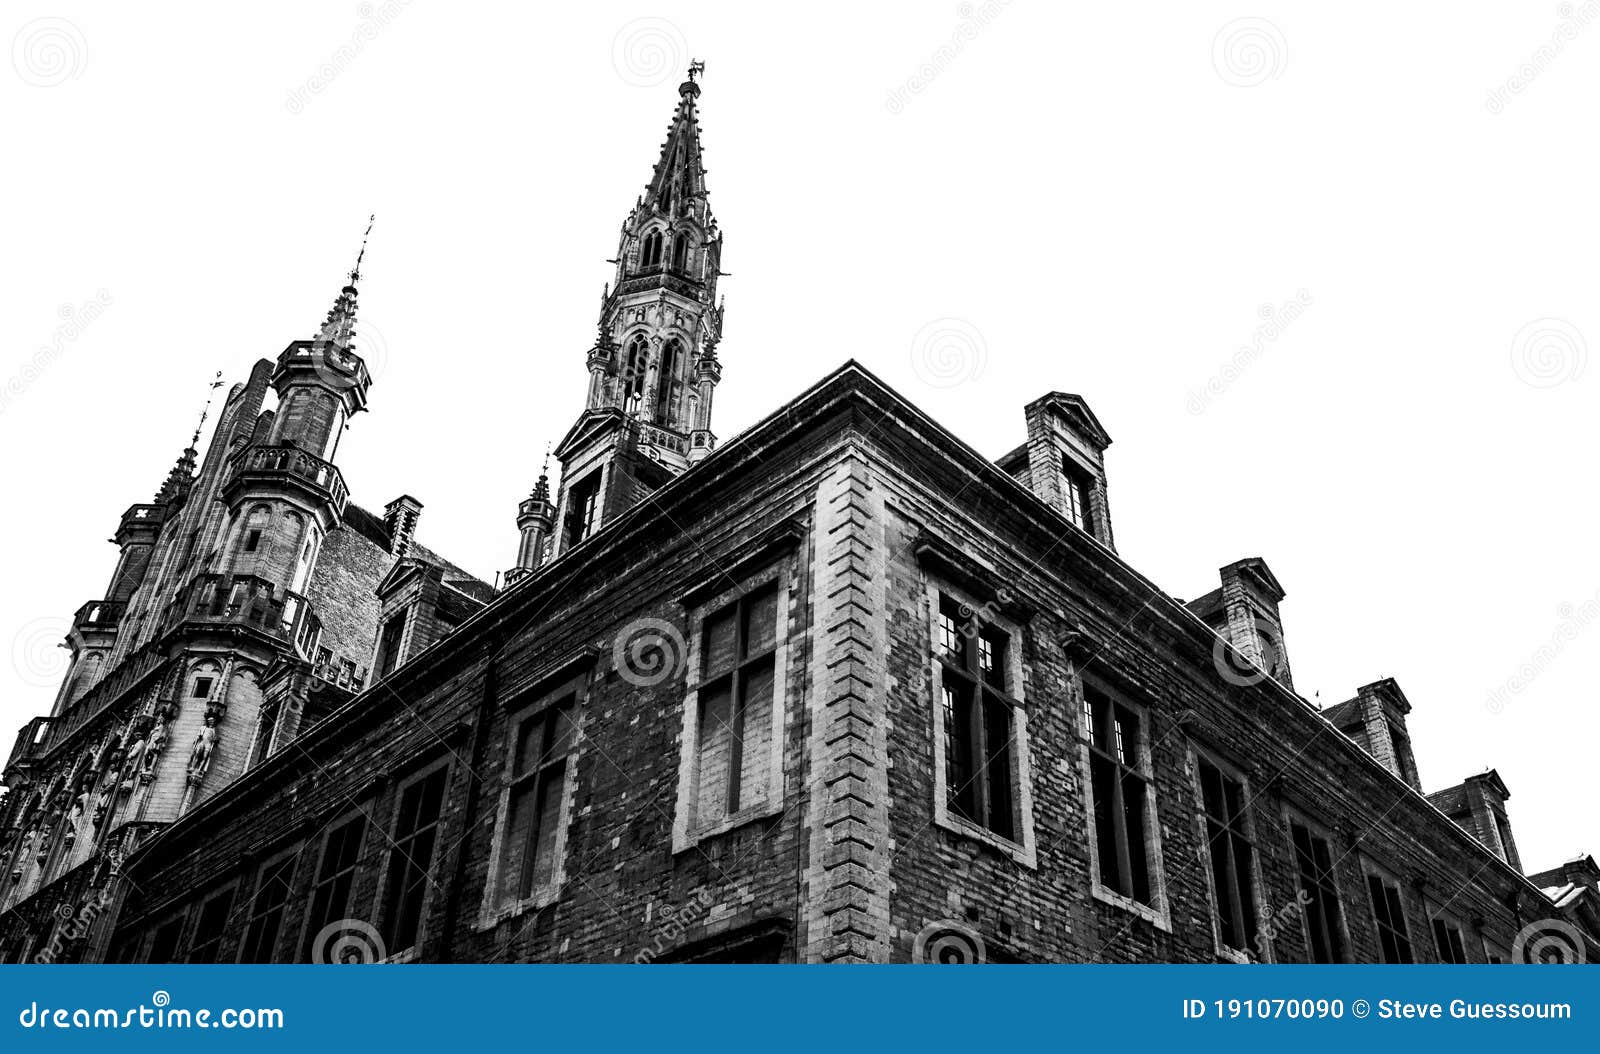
[1061,455,1094,534]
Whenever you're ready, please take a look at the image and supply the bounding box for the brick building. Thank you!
[1,71,1594,965]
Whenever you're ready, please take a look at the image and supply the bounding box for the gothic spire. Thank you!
[642,64,711,223]
[316,214,375,352]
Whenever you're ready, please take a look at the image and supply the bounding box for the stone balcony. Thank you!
[71,600,125,636]
[165,573,322,656]
[222,443,349,520]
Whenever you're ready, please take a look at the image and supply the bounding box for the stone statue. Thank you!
[93,783,114,830]
[141,717,169,780]
[187,716,217,781]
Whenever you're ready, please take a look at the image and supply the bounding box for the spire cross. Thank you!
[687,60,705,83]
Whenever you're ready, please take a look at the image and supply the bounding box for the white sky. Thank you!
[2,3,1595,875]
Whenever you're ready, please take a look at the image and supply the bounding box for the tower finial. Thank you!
[190,370,225,447]
[688,59,705,83]
[350,213,376,284]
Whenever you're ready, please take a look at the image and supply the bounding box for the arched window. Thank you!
[655,340,681,424]
[642,230,663,268]
[623,335,648,414]
[671,232,689,271]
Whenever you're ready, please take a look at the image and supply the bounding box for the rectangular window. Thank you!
[937,595,1017,841]
[239,854,297,963]
[186,888,236,964]
[1432,917,1468,964]
[498,701,577,905]
[564,472,602,547]
[692,585,779,831]
[381,766,449,955]
[375,613,406,678]
[1197,758,1257,956]
[301,814,367,962]
[146,914,186,964]
[1367,873,1414,963]
[1061,455,1094,533]
[1289,820,1346,963]
[1083,682,1153,905]
[192,676,214,699]
[250,703,280,768]
[243,528,262,553]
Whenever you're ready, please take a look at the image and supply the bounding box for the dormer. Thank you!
[997,392,1115,549]
[1427,769,1522,869]
[1323,678,1421,791]
[1186,557,1294,689]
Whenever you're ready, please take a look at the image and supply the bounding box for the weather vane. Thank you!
[191,370,224,446]
[351,213,376,282]
[688,60,705,83]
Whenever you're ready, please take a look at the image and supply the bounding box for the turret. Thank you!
[507,460,556,586]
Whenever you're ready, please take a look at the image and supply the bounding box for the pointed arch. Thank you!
[655,339,682,425]
[642,230,664,268]
[622,334,649,413]
[671,231,689,271]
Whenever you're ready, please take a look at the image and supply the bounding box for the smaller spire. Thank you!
[157,371,224,503]
[317,215,374,353]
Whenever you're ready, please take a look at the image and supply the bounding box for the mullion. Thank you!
[516,714,557,900]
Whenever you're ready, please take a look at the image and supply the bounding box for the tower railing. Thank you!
[164,572,321,655]
[224,443,349,517]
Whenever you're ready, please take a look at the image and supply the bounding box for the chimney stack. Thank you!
[383,495,423,557]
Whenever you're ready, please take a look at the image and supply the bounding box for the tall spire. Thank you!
[316,214,375,353]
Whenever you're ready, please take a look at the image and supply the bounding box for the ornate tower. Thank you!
[547,64,726,561]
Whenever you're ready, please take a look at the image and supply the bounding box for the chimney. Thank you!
[383,495,423,557]
[1019,392,1114,549]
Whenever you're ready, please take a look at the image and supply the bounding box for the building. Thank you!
[1,69,1593,966]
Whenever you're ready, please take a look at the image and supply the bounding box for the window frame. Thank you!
[1060,451,1096,534]
[1364,864,1415,964]
[374,609,408,680]
[925,579,1036,867]
[237,845,301,963]
[144,907,189,964]
[1191,749,1264,961]
[185,882,239,964]
[296,808,371,963]
[375,755,453,962]
[1076,673,1167,927]
[1281,807,1350,964]
[478,671,589,928]
[672,568,793,854]
[1429,912,1469,964]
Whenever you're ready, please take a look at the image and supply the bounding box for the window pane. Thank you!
[981,693,1014,840]
[1122,775,1150,903]
[695,678,734,826]
[703,606,738,678]
[742,586,778,658]
[1090,755,1119,890]
[527,764,566,893]
[978,629,1007,689]
[500,783,538,904]
[547,704,579,759]
[736,658,775,812]
[943,677,977,823]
